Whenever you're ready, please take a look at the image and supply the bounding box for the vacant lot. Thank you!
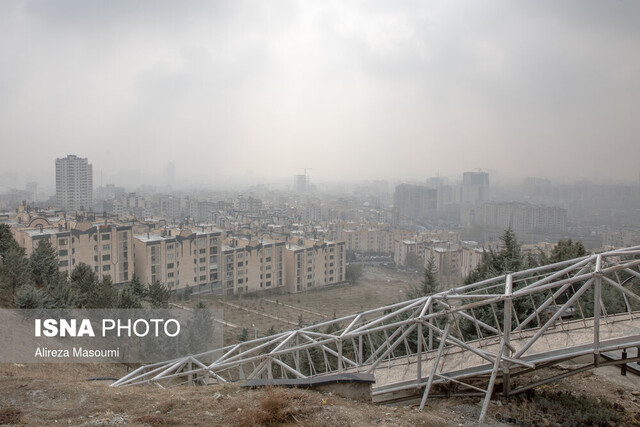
[182,266,423,343]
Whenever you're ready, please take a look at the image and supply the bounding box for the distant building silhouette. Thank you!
[393,184,437,221]
[55,155,93,213]
[462,171,489,204]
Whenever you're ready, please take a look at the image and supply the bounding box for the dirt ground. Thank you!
[2,361,640,426]
[0,363,459,426]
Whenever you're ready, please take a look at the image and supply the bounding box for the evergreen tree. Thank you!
[30,239,59,287]
[0,245,31,295]
[70,263,98,306]
[542,239,587,264]
[129,274,147,299]
[44,275,78,309]
[14,285,45,308]
[238,328,249,342]
[183,284,193,300]
[408,255,439,299]
[148,280,171,308]
[0,223,18,257]
[464,228,522,285]
[117,286,143,309]
[188,301,215,355]
[86,275,118,308]
[346,264,363,284]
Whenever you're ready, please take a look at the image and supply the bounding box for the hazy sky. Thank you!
[1,1,639,189]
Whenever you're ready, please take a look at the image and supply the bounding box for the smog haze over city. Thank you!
[5,4,640,423]
[1,0,639,191]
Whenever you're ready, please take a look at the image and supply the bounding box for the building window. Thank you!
[199,248,206,254]
[59,260,68,267]
[102,244,110,251]
[167,263,174,269]
[58,238,68,246]
[102,254,110,261]
[101,234,110,241]
[200,275,206,281]
[102,265,111,271]
[168,272,174,278]
[200,257,206,263]
[59,249,68,256]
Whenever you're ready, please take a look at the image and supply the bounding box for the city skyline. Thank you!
[1,1,640,188]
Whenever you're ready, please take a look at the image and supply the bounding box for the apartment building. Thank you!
[393,184,437,221]
[132,228,223,292]
[13,221,133,284]
[477,202,566,234]
[112,193,154,218]
[220,238,286,295]
[394,240,427,267]
[55,155,93,213]
[284,239,346,293]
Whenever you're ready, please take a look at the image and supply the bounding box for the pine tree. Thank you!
[86,275,118,308]
[129,274,147,299]
[14,285,45,308]
[30,239,59,287]
[544,239,587,264]
[0,245,31,295]
[44,275,78,308]
[188,301,215,354]
[148,280,171,308]
[0,223,18,257]
[70,263,98,306]
[408,255,439,299]
[117,286,142,309]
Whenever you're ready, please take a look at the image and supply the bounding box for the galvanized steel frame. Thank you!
[112,246,640,422]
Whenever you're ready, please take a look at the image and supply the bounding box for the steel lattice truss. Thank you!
[112,246,640,422]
